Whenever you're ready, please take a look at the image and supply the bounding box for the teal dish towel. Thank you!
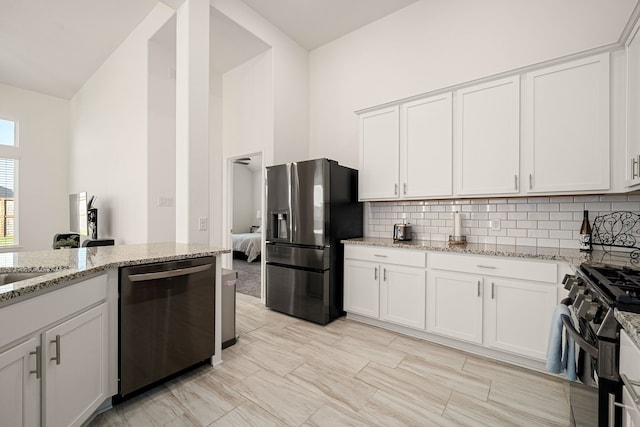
[546,304,577,381]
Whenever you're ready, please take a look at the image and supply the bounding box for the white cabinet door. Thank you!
[0,337,40,427]
[484,278,556,360]
[344,259,380,318]
[43,303,108,427]
[455,76,520,196]
[380,264,426,330]
[427,270,483,344]
[401,93,453,198]
[359,106,400,200]
[627,21,640,188]
[524,53,610,193]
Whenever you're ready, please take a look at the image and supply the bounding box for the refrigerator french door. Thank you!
[265,159,362,325]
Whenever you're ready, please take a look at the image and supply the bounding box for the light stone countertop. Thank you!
[342,237,640,269]
[0,242,230,306]
[616,310,640,349]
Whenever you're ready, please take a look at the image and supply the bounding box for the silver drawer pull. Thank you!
[374,254,388,258]
[476,265,496,269]
[50,335,61,365]
[29,345,41,379]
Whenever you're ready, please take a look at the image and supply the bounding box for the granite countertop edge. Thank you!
[0,243,230,306]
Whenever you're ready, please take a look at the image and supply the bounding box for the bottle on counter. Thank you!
[579,210,593,252]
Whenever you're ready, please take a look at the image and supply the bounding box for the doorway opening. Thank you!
[228,153,263,299]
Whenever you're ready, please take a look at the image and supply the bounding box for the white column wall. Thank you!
[175,0,210,244]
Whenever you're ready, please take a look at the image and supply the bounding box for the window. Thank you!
[0,118,17,247]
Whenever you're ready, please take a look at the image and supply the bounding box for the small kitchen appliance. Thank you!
[393,222,412,241]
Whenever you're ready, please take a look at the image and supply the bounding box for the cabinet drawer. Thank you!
[344,245,426,268]
[428,253,557,283]
[0,273,108,349]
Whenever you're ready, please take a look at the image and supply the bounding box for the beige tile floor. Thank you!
[90,293,570,426]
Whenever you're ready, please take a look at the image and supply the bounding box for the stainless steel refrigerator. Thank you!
[265,158,363,324]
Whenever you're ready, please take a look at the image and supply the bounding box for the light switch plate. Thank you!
[198,217,208,231]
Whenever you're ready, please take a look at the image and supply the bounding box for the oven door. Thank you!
[563,315,622,426]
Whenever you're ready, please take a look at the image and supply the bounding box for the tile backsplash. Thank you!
[366,194,640,249]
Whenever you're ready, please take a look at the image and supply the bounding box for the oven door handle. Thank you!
[561,315,599,359]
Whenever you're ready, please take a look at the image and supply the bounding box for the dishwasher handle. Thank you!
[128,263,213,282]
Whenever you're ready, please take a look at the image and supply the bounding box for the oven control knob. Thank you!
[568,283,586,299]
[573,292,586,307]
[577,294,593,318]
[563,275,582,291]
[584,302,600,321]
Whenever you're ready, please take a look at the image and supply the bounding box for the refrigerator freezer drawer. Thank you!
[266,243,329,270]
[266,264,329,324]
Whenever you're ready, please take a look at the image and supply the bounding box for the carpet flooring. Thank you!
[232,258,261,298]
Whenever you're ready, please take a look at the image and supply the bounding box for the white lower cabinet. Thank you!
[344,246,426,330]
[0,336,40,427]
[344,259,380,318]
[428,253,557,361]
[0,273,109,427]
[485,278,557,361]
[426,270,483,344]
[44,303,108,427]
[380,264,426,330]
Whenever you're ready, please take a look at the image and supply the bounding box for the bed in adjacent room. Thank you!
[232,231,262,262]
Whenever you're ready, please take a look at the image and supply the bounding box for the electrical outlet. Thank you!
[490,218,501,231]
[198,217,208,231]
[158,196,174,208]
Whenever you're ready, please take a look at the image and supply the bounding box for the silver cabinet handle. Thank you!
[515,175,518,191]
[403,183,407,195]
[632,157,639,180]
[383,268,387,282]
[128,263,212,282]
[394,184,398,195]
[50,335,61,365]
[622,374,640,404]
[529,174,533,190]
[29,345,41,379]
[374,254,388,258]
[491,282,495,299]
[476,265,496,269]
[374,267,378,281]
[477,280,481,297]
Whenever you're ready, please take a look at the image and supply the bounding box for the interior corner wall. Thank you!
[232,164,253,233]
[69,3,174,245]
[0,83,70,251]
[308,0,636,169]
[212,0,309,167]
[209,71,224,247]
[222,51,273,159]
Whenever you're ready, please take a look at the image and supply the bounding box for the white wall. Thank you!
[222,51,273,160]
[308,0,637,168]
[69,3,174,244]
[212,0,309,166]
[252,168,261,222]
[147,35,177,243]
[209,72,224,246]
[0,83,70,250]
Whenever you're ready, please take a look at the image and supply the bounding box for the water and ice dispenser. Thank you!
[270,211,289,240]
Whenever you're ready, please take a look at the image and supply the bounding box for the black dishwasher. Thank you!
[118,256,215,399]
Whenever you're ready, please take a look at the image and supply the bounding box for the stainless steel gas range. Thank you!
[563,262,640,426]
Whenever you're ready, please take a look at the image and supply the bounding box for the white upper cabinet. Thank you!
[523,53,610,193]
[359,106,400,200]
[455,76,520,196]
[400,93,453,198]
[626,20,640,188]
